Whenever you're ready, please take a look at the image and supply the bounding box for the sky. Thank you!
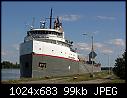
[1,1,126,67]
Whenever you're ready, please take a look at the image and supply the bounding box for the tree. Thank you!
[2,61,20,68]
[113,51,125,79]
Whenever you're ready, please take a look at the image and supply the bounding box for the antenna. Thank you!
[59,16,62,23]
[46,8,55,29]
[40,18,46,29]
[49,8,52,29]
[31,17,35,30]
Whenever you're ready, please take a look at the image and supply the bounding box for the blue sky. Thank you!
[2,1,125,67]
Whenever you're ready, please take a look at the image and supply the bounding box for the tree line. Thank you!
[1,61,20,69]
[113,51,125,80]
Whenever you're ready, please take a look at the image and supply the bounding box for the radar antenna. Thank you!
[40,18,46,29]
[31,17,35,30]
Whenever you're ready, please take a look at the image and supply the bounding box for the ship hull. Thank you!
[20,53,101,78]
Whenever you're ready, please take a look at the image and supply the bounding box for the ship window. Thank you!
[45,31,48,34]
[38,31,40,34]
[49,32,51,34]
[37,31,38,34]
[39,62,46,69]
[30,31,32,34]
[40,31,41,34]
[45,31,47,34]
[43,31,45,34]
[53,31,55,35]
[42,31,45,34]
[54,32,57,35]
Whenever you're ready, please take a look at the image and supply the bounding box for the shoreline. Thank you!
[1,71,125,84]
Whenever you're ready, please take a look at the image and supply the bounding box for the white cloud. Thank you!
[108,38,125,46]
[1,51,7,56]
[74,42,104,51]
[12,44,19,51]
[97,15,116,20]
[101,47,113,54]
[94,42,113,54]
[94,42,104,48]
[74,42,113,55]
[62,15,81,21]
[93,31,99,34]
[2,45,19,63]
[74,42,91,51]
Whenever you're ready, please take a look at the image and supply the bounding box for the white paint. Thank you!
[44,34,65,42]
[20,40,79,61]
[20,28,78,60]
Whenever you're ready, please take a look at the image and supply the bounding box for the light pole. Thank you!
[83,34,94,77]
[108,55,110,74]
[103,53,110,74]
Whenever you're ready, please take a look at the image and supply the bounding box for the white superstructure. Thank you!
[20,16,79,61]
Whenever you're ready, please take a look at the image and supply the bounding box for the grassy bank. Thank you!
[1,71,125,84]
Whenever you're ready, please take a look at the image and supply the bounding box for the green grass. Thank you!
[109,79,125,83]
[1,71,125,84]
[66,71,110,82]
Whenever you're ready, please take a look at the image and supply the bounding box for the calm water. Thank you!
[1,69,20,81]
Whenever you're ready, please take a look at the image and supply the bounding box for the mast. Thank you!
[49,8,52,29]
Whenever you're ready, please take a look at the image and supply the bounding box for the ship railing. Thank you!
[70,48,76,53]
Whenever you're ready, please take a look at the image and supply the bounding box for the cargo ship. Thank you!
[20,9,101,78]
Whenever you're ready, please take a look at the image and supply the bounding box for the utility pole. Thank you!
[91,35,94,77]
[103,53,110,74]
[108,55,110,74]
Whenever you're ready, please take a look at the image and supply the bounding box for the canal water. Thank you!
[1,69,20,81]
